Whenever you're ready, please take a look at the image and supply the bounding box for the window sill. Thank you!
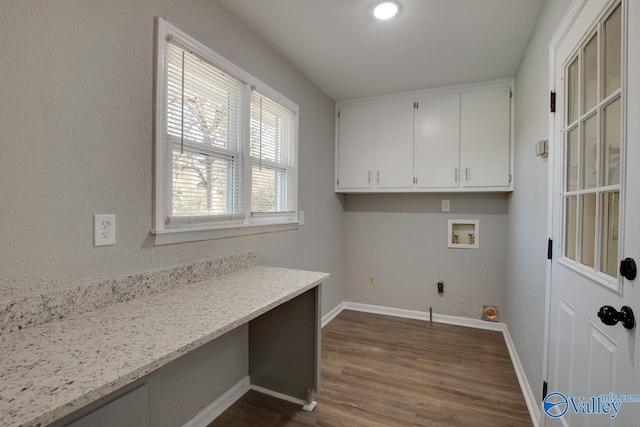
[557,258,621,294]
[151,221,299,246]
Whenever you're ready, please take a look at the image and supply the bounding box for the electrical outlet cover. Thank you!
[94,214,116,246]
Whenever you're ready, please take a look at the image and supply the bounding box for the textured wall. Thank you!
[152,326,248,427]
[344,193,508,318]
[0,0,345,313]
[0,1,344,424]
[504,0,573,410]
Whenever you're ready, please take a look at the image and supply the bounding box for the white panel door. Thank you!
[375,99,414,188]
[546,1,639,426]
[337,103,375,189]
[460,87,511,187]
[415,93,461,188]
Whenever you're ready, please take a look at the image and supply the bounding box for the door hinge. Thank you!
[547,238,553,260]
[542,381,548,400]
[550,91,556,113]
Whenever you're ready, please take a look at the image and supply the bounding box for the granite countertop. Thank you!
[0,266,329,427]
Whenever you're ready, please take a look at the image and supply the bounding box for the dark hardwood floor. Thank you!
[209,310,532,427]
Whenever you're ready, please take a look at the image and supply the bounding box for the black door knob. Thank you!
[597,305,635,329]
[620,258,637,280]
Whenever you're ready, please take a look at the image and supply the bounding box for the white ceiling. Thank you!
[217,0,545,101]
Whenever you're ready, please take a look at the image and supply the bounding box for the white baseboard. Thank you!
[322,301,539,427]
[502,326,541,427]
[341,302,506,331]
[321,301,346,327]
[182,376,250,427]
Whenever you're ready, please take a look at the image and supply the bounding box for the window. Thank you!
[153,19,298,244]
[561,3,623,285]
[250,91,297,219]
[164,41,245,226]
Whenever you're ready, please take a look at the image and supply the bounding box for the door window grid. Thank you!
[561,2,623,283]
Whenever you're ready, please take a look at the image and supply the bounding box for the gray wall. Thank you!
[344,193,508,317]
[0,1,344,425]
[0,0,345,311]
[504,0,573,409]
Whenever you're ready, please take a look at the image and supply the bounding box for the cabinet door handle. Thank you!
[455,168,458,182]
[377,171,380,184]
[466,167,470,182]
[368,170,371,184]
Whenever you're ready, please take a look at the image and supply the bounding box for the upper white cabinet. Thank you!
[375,99,414,189]
[336,80,513,193]
[460,87,511,188]
[415,93,461,188]
[337,103,375,189]
[336,99,414,190]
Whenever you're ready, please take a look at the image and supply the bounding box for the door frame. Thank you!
[543,0,630,425]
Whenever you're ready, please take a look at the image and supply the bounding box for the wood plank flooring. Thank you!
[209,310,532,427]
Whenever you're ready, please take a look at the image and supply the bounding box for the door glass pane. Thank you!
[583,34,598,112]
[565,196,577,260]
[581,193,597,268]
[604,5,622,98]
[601,191,619,277]
[603,98,621,186]
[567,57,579,125]
[582,115,598,189]
[566,127,579,191]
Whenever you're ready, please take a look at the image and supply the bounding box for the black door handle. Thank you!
[597,306,635,329]
[620,258,637,280]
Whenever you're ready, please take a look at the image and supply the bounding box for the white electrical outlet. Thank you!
[442,200,450,212]
[94,214,116,246]
[299,211,305,226]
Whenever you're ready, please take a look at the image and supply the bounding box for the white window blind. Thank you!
[250,90,297,219]
[154,19,299,243]
[163,40,245,227]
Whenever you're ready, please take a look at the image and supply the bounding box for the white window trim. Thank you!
[152,18,299,245]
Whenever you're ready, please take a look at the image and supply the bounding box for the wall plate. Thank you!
[94,214,116,246]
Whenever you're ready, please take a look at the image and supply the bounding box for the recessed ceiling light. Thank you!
[373,1,400,20]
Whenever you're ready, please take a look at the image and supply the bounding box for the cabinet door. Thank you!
[375,99,415,188]
[337,103,375,189]
[415,93,461,188]
[460,87,511,187]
